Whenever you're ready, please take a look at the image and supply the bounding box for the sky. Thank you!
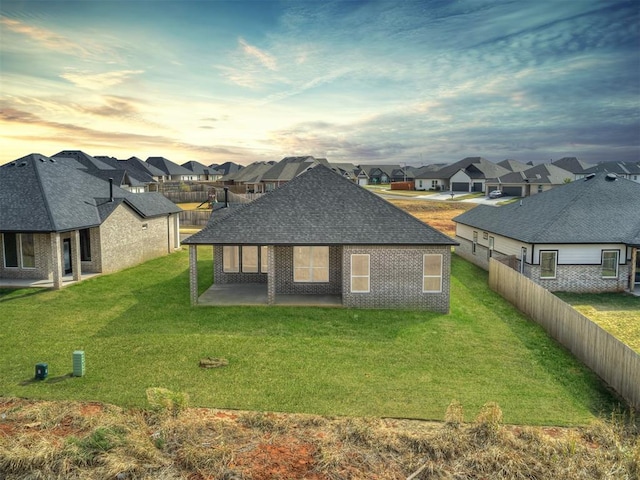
[1,0,639,167]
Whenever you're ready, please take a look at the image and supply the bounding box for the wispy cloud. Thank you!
[0,16,87,56]
[60,70,144,90]
[239,37,277,70]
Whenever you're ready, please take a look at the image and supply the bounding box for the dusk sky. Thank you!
[1,0,638,167]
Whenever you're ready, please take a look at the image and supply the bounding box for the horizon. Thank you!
[1,0,639,167]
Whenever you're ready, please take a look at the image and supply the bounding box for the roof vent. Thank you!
[605,173,617,181]
[8,162,16,167]
[50,158,56,163]
[584,173,596,181]
[19,161,27,167]
[39,157,46,162]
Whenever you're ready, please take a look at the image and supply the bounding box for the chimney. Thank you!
[109,178,114,202]
[224,187,229,208]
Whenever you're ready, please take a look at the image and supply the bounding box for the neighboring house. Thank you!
[220,161,275,193]
[53,150,152,194]
[184,164,458,311]
[496,159,531,172]
[453,173,640,293]
[146,156,197,181]
[92,154,160,193]
[551,157,596,180]
[415,157,510,192]
[182,161,218,181]
[329,162,359,182]
[122,156,168,185]
[356,164,402,184]
[259,156,329,191]
[413,164,446,190]
[209,162,243,177]
[582,160,640,183]
[485,163,574,197]
[0,154,181,289]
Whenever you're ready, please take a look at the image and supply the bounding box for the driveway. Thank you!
[391,191,511,205]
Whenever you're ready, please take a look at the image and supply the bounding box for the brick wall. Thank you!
[274,245,342,295]
[531,263,630,293]
[458,236,631,292]
[342,245,452,312]
[0,233,50,280]
[99,204,174,274]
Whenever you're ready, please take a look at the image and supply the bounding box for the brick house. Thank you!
[0,154,181,289]
[184,164,458,311]
[453,173,640,293]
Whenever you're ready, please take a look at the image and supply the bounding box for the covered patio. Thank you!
[197,283,342,307]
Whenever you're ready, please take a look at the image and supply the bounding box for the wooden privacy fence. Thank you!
[489,258,640,409]
[179,210,212,227]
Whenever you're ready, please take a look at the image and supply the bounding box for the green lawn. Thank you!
[555,292,640,352]
[0,250,620,426]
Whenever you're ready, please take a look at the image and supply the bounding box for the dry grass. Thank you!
[387,198,475,237]
[1,397,638,479]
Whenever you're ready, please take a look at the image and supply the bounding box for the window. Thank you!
[350,254,370,292]
[261,246,269,273]
[423,254,443,292]
[293,246,329,282]
[431,180,438,188]
[242,246,258,273]
[540,251,557,279]
[483,232,488,240]
[3,233,34,269]
[472,231,478,254]
[487,236,494,260]
[80,229,91,261]
[223,246,239,272]
[3,233,18,267]
[602,250,619,278]
[21,234,35,268]
[537,185,543,193]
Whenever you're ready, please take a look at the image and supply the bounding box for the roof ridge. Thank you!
[32,155,59,232]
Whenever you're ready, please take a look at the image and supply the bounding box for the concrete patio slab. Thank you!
[197,283,342,307]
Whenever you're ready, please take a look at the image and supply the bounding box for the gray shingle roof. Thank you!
[261,156,329,182]
[551,157,595,174]
[583,160,640,176]
[0,154,180,233]
[184,164,457,246]
[497,159,529,172]
[146,157,194,176]
[489,163,573,185]
[453,173,640,245]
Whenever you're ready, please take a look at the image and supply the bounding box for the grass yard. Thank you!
[555,292,640,352]
[0,248,620,427]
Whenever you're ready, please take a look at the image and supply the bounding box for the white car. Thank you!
[488,190,503,199]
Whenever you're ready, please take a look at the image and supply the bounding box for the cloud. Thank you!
[60,70,144,90]
[0,16,87,56]
[239,38,277,70]
[78,96,140,117]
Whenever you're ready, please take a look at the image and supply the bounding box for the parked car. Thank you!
[488,190,503,199]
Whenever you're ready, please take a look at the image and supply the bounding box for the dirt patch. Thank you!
[388,199,475,237]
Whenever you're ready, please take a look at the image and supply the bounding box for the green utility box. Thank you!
[73,351,85,377]
[35,363,48,380]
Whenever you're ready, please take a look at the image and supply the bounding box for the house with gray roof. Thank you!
[0,154,181,289]
[453,173,640,293]
[415,157,510,193]
[181,161,221,181]
[183,164,458,311]
[260,156,330,191]
[485,163,574,197]
[355,164,403,185]
[146,156,196,181]
[497,159,531,172]
[550,157,596,180]
[582,160,640,183]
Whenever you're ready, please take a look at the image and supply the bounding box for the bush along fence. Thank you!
[488,258,640,409]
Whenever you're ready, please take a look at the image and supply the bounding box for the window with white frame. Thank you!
[223,246,239,272]
[423,254,443,292]
[601,250,619,278]
[472,231,478,254]
[350,254,370,292]
[242,246,258,273]
[2,233,35,269]
[540,251,557,279]
[293,246,329,282]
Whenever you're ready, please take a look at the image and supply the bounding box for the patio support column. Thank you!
[631,247,637,292]
[189,245,198,306]
[50,232,63,290]
[267,245,275,305]
[71,229,82,282]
